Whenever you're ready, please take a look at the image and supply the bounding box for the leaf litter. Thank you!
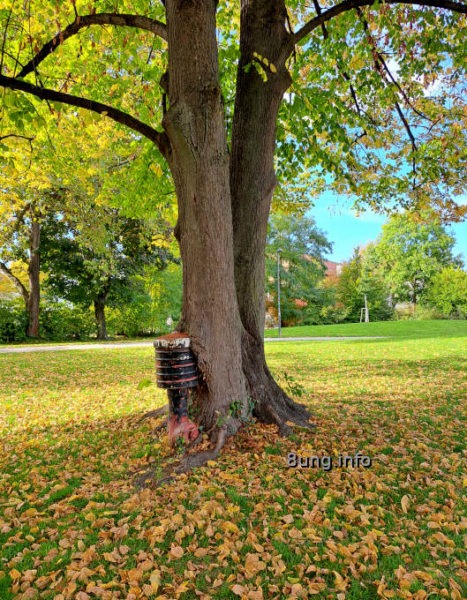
[0,336,465,599]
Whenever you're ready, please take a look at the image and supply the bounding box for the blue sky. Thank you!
[309,192,467,264]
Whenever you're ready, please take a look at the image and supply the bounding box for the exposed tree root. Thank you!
[150,419,168,437]
[139,405,168,421]
[133,425,232,488]
[176,427,227,472]
[242,331,316,434]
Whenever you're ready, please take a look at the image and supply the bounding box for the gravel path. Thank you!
[0,337,387,354]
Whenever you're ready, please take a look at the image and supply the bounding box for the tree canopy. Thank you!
[368,211,461,305]
[265,213,332,325]
[1,1,466,218]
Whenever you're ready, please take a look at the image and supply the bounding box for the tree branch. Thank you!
[352,8,420,177]
[0,261,29,303]
[17,13,167,80]
[356,7,434,122]
[0,74,171,158]
[292,0,467,48]
[0,133,34,142]
[311,0,372,122]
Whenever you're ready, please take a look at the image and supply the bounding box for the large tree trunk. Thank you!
[94,292,108,340]
[161,0,312,444]
[26,220,41,338]
[230,0,312,429]
[164,0,248,437]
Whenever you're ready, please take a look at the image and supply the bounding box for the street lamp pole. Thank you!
[277,248,282,338]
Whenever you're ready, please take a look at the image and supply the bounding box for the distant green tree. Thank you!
[147,262,183,333]
[336,248,393,322]
[371,212,461,307]
[0,197,45,338]
[41,206,176,339]
[265,213,332,326]
[107,262,183,337]
[426,267,467,318]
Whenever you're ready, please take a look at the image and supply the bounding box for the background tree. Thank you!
[146,262,183,333]
[0,102,175,339]
[1,0,466,460]
[335,248,393,322]
[425,266,467,318]
[265,213,332,326]
[41,206,176,340]
[370,211,461,307]
[0,195,46,338]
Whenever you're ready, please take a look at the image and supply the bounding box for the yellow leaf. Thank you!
[170,545,184,558]
[333,571,347,592]
[150,163,163,177]
[308,582,326,594]
[244,553,266,578]
[222,521,240,534]
[400,495,410,514]
[9,569,21,582]
[270,63,277,73]
[175,581,190,595]
[149,570,161,593]
[231,584,246,596]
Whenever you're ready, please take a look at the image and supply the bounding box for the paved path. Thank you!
[0,337,387,354]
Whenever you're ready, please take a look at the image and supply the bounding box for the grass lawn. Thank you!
[0,322,465,599]
[264,319,467,340]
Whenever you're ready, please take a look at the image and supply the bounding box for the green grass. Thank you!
[0,321,465,599]
[264,318,467,339]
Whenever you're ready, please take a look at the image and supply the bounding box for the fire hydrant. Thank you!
[153,333,200,446]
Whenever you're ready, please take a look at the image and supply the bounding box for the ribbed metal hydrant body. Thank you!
[153,333,199,445]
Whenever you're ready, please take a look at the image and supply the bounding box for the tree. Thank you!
[336,248,394,322]
[0,100,173,338]
[146,262,183,333]
[265,213,331,326]
[1,0,466,460]
[0,198,44,338]
[370,211,461,306]
[425,266,467,318]
[41,207,176,340]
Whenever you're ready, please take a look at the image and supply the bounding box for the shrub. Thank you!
[0,299,28,343]
[106,297,155,338]
[413,305,444,321]
[40,302,95,340]
[425,267,467,319]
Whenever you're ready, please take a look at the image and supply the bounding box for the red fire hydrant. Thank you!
[153,333,199,446]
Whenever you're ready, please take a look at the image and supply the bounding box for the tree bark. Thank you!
[26,220,41,338]
[230,0,313,429]
[94,292,109,340]
[163,0,247,436]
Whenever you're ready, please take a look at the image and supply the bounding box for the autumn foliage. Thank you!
[1,322,465,599]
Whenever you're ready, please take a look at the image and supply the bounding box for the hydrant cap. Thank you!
[153,332,191,349]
